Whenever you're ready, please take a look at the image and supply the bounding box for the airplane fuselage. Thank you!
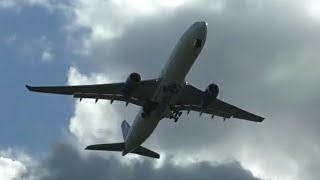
[123,22,208,155]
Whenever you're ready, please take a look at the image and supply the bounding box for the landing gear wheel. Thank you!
[174,117,179,122]
[170,111,182,122]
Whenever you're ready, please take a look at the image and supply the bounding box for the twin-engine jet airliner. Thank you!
[26,21,264,159]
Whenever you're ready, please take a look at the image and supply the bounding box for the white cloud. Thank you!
[0,157,25,180]
[38,36,54,63]
[0,0,19,10]
[41,48,53,62]
[0,0,72,15]
[17,35,54,63]
[307,1,320,21]
[67,67,123,145]
[0,148,34,180]
[63,0,320,58]
[64,0,226,56]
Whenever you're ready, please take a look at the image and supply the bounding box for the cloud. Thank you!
[0,0,69,13]
[57,1,320,180]
[0,148,34,180]
[41,48,53,62]
[16,35,54,63]
[0,143,261,180]
[0,157,25,180]
[0,0,19,10]
[39,36,54,62]
[4,34,17,45]
[67,67,123,146]
[2,0,320,180]
[19,142,260,180]
[63,0,223,57]
[306,1,320,21]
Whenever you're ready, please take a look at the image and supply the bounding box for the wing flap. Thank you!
[73,93,143,106]
[211,99,264,122]
[172,105,232,118]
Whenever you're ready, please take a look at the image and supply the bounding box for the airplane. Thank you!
[26,21,264,159]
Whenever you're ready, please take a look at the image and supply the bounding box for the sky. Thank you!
[1,0,320,179]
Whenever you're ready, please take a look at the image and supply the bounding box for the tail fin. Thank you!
[121,120,130,140]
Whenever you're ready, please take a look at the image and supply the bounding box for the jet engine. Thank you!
[201,84,219,108]
[123,72,141,95]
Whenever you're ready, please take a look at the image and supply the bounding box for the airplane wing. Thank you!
[172,84,264,122]
[26,79,160,106]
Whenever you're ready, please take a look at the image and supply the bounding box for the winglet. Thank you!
[25,85,32,91]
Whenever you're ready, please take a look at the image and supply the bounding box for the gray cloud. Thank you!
[21,142,260,180]
[78,0,320,147]
[83,0,320,119]
[14,0,320,180]
[62,1,320,179]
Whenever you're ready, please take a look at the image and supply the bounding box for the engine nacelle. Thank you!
[124,72,141,95]
[201,84,219,108]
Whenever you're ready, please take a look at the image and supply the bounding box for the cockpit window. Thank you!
[193,38,202,48]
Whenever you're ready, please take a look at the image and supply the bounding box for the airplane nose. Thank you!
[195,21,207,28]
[193,21,207,33]
[199,21,207,26]
[195,21,207,37]
[182,21,208,43]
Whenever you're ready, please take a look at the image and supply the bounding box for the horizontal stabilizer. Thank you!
[26,85,32,91]
[85,143,160,159]
[131,146,160,159]
[85,143,124,152]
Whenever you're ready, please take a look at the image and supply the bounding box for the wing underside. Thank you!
[26,80,264,122]
[26,79,160,106]
[173,85,264,122]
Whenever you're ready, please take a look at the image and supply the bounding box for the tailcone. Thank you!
[122,149,129,156]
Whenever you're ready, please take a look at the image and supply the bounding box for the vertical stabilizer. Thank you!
[121,120,130,140]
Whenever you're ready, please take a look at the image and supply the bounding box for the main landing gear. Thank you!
[170,111,182,122]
